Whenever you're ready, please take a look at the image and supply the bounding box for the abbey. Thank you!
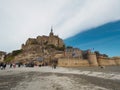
[22,28,64,51]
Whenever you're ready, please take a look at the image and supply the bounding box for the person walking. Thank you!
[0,62,3,70]
[3,63,6,69]
[13,63,16,68]
[10,63,13,68]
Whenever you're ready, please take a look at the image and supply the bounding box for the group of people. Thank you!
[0,61,58,70]
[0,62,7,70]
[0,62,23,70]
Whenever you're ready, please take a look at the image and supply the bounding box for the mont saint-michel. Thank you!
[0,0,120,90]
[0,28,120,90]
[0,28,120,67]
[0,29,120,90]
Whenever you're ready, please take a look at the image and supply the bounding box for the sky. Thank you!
[65,21,120,57]
[0,0,120,55]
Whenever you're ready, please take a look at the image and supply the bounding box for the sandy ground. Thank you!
[0,66,120,90]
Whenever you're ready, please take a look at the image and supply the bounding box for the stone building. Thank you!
[12,28,65,64]
[0,51,6,62]
[22,28,64,51]
[64,47,82,59]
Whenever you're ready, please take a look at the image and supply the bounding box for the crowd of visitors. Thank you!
[0,62,22,70]
[0,61,58,70]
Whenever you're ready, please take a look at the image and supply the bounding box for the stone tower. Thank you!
[88,51,98,66]
[48,27,64,47]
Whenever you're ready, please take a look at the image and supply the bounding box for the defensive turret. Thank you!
[88,52,98,66]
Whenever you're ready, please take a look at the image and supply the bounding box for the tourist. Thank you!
[3,63,6,69]
[18,63,21,68]
[52,62,57,69]
[53,63,57,69]
[100,66,105,69]
[51,61,54,69]
[10,63,13,68]
[0,62,3,70]
[13,63,16,68]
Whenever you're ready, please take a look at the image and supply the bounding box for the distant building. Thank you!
[65,47,82,59]
[0,51,6,62]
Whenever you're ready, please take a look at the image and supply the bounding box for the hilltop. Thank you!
[4,28,65,64]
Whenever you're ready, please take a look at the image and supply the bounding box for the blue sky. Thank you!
[0,0,120,56]
[65,21,120,57]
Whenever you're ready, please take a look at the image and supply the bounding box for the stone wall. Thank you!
[58,58,89,67]
[98,59,116,66]
[115,59,120,65]
[36,36,48,45]
[97,57,120,66]
[26,38,37,45]
[22,45,43,52]
[12,50,44,63]
[58,55,120,67]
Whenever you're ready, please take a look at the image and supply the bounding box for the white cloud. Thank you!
[57,0,120,38]
[0,0,120,52]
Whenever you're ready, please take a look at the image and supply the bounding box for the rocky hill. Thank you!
[5,29,65,64]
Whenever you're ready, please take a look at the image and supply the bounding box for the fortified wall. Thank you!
[58,51,120,67]
[97,56,120,66]
[58,58,90,67]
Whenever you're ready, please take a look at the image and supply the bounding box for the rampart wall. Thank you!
[58,58,89,67]
[98,57,120,66]
[58,55,120,67]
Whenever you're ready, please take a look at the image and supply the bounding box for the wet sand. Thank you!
[70,66,120,73]
[0,66,120,90]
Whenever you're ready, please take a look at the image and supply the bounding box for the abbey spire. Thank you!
[49,26,54,36]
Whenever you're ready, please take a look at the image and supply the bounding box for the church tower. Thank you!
[48,27,64,48]
[49,27,54,37]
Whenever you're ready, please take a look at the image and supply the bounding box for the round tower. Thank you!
[88,52,98,66]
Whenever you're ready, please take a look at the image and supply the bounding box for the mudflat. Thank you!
[0,66,120,90]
